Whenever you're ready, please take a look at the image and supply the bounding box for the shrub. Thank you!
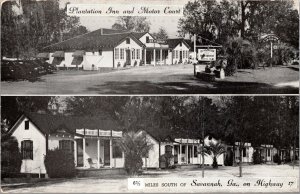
[44,149,76,178]
[285,154,291,163]
[159,153,174,169]
[120,132,153,176]
[252,150,262,164]
[273,153,281,165]
[1,135,22,178]
[225,37,256,76]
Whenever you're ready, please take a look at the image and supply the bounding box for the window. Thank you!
[126,38,130,44]
[172,50,175,58]
[132,49,135,59]
[243,147,247,157]
[21,140,33,160]
[165,145,172,154]
[267,149,270,157]
[180,42,182,47]
[176,50,178,59]
[194,146,198,157]
[98,49,102,56]
[115,48,119,59]
[182,145,186,154]
[25,120,29,130]
[113,140,122,158]
[136,49,140,59]
[120,49,124,60]
[59,140,74,153]
[146,36,150,43]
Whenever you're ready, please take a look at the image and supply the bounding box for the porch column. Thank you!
[74,140,77,167]
[153,49,156,66]
[160,49,162,65]
[144,49,146,66]
[97,139,100,168]
[83,138,86,167]
[186,143,188,163]
[110,138,113,168]
[178,144,182,165]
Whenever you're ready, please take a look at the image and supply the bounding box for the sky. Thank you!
[60,0,299,38]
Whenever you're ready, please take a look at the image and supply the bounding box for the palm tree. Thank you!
[201,142,226,168]
[119,131,153,175]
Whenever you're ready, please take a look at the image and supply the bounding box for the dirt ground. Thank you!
[3,164,299,193]
[1,64,298,94]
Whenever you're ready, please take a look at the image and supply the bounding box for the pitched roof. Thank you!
[43,28,145,52]
[10,112,122,135]
[166,38,191,49]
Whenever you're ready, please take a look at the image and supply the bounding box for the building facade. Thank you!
[39,29,191,70]
[8,113,297,176]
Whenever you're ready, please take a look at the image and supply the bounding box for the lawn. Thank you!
[2,164,299,193]
[1,64,298,94]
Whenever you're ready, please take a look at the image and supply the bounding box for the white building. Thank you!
[38,28,192,70]
[7,113,226,176]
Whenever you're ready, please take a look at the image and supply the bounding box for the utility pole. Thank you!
[201,97,205,178]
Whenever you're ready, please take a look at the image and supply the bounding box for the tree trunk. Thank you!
[240,1,247,38]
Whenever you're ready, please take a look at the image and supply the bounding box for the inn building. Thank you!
[39,28,191,70]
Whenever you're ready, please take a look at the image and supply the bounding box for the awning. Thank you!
[72,50,85,57]
[52,51,64,58]
[36,52,49,59]
[71,57,83,65]
[52,57,63,65]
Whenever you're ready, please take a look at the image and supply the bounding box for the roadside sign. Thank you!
[198,49,216,61]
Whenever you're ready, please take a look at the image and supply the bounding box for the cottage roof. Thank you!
[42,28,145,52]
[9,112,122,135]
[166,38,191,49]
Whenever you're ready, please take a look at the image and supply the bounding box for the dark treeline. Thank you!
[1,0,88,59]
[1,96,298,151]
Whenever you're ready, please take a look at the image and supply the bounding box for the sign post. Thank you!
[261,34,279,67]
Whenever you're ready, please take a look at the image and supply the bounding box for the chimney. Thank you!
[100,28,103,35]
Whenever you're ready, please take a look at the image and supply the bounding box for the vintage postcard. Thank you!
[0,0,299,94]
[1,95,299,193]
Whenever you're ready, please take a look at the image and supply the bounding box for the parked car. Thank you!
[29,60,47,75]
[21,60,44,76]
[36,60,57,74]
[1,60,30,81]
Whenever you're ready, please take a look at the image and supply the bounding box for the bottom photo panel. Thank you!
[1,95,299,193]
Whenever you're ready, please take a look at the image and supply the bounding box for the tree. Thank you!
[1,133,22,178]
[112,16,150,32]
[1,0,88,58]
[201,142,226,168]
[119,131,153,175]
[152,27,168,41]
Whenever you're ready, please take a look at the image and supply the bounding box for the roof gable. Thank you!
[167,38,191,49]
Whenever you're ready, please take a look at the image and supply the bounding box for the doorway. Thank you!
[76,139,84,167]
[125,50,131,66]
[103,140,110,166]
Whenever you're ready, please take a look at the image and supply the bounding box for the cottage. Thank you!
[8,113,223,176]
[39,28,192,70]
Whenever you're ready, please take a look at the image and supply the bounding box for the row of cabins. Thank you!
[8,112,298,176]
[38,28,191,71]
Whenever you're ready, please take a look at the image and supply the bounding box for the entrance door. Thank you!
[76,139,84,167]
[179,51,183,63]
[125,50,131,66]
[104,140,110,166]
[146,50,151,64]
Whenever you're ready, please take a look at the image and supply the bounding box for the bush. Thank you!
[285,154,291,163]
[159,153,174,169]
[124,152,143,175]
[225,37,256,76]
[1,135,22,178]
[44,149,76,178]
[273,153,281,165]
[252,150,262,164]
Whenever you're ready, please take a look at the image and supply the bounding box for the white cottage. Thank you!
[7,113,226,176]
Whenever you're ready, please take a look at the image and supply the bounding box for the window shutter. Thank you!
[21,141,24,159]
[30,141,33,159]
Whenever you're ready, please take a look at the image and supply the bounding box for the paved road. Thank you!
[1,65,298,94]
[3,165,299,193]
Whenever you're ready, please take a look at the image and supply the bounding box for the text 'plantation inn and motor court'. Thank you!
[38,28,191,71]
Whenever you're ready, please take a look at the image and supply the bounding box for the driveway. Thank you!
[1,65,299,94]
[3,165,299,193]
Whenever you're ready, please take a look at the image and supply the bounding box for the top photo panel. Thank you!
[1,0,299,95]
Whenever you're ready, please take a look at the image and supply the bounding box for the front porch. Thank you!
[74,129,124,169]
[143,45,171,66]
